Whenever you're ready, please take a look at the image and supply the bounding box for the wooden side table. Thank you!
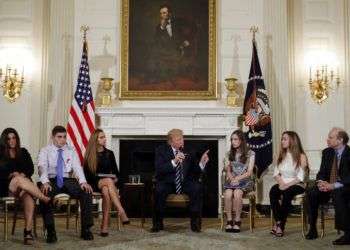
[123,183,145,227]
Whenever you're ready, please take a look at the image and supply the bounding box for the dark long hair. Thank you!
[229,129,250,164]
[277,131,307,170]
[0,127,21,160]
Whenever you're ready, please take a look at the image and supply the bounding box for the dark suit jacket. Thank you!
[155,143,203,185]
[316,145,350,186]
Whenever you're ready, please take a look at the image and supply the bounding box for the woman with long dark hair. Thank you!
[223,129,255,233]
[0,128,50,244]
[83,129,129,237]
[269,131,308,237]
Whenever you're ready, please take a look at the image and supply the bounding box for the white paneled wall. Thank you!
[0,0,44,159]
[291,0,346,179]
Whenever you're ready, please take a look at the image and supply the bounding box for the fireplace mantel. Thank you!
[96,104,242,136]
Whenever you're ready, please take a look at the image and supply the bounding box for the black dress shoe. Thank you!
[150,225,160,232]
[46,229,57,244]
[81,229,94,240]
[333,235,350,245]
[191,217,201,232]
[151,218,163,232]
[305,229,318,240]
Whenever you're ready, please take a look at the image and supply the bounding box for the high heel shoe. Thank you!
[100,232,109,237]
[274,222,284,237]
[24,229,34,245]
[225,220,234,233]
[119,211,130,225]
[232,221,241,233]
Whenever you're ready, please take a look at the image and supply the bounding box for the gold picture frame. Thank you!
[120,0,217,100]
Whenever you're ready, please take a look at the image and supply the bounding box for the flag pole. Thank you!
[250,26,258,42]
[80,25,89,51]
[249,26,259,105]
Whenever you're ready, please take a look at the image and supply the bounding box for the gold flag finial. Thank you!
[250,26,259,41]
[80,25,89,41]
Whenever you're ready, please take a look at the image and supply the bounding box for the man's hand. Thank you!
[80,182,93,194]
[200,150,210,166]
[41,183,52,195]
[174,152,186,165]
[317,180,334,192]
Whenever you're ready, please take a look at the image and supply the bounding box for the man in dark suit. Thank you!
[149,4,191,83]
[151,129,209,232]
[305,127,350,245]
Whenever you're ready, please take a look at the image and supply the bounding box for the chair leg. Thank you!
[270,209,274,229]
[75,201,79,234]
[301,202,307,238]
[117,209,121,231]
[66,199,71,230]
[33,209,37,238]
[11,202,19,235]
[320,207,325,238]
[4,202,9,241]
[249,198,253,232]
[251,197,256,230]
[220,207,225,231]
[118,215,121,231]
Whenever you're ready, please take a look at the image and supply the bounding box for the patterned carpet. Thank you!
[0,218,347,249]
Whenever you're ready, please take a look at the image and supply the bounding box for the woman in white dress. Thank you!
[269,131,308,237]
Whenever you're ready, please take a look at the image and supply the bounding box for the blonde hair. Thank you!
[167,129,183,142]
[83,129,104,173]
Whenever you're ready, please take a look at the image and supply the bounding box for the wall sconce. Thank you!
[308,65,340,104]
[0,65,24,103]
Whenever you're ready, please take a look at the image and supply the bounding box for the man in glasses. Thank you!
[38,125,94,243]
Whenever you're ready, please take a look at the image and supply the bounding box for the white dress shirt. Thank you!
[160,19,173,37]
[38,143,87,184]
[273,152,305,184]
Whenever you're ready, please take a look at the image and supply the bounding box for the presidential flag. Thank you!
[67,39,95,164]
[243,39,272,177]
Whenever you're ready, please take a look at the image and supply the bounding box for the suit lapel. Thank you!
[166,144,175,161]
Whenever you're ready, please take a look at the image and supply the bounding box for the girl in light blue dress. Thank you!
[223,130,255,233]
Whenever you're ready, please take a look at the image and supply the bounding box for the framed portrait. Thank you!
[120,0,217,100]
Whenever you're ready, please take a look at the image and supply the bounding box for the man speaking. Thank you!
[151,129,209,233]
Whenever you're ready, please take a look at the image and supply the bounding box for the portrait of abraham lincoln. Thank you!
[121,0,216,99]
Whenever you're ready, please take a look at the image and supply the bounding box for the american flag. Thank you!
[67,40,95,163]
[245,108,259,126]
